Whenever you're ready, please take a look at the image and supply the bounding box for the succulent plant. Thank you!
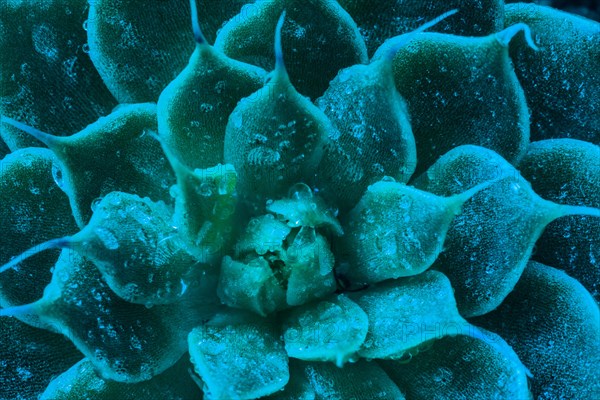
[1,0,599,399]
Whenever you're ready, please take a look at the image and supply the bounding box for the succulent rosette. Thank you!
[1,0,599,399]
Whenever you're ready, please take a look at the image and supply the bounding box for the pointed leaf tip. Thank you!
[383,8,459,61]
[0,116,59,148]
[0,237,70,274]
[275,10,287,74]
[189,0,207,45]
[496,23,539,51]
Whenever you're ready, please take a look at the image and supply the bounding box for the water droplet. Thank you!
[232,113,243,129]
[433,367,453,384]
[200,103,214,112]
[288,182,313,200]
[52,162,65,190]
[82,43,90,54]
[395,351,413,364]
[198,183,212,197]
[169,184,180,199]
[91,197,103,212]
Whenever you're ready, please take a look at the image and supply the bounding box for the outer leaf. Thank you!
[222,11,333,213]
[338,0,504,55]
[473,262,600,399]
[506,3,600,143]
[0,0,117,150]
[4,104,175,227]
[0,148,77,327]
[281,294,368,366]
[350,270,468,359]
[341,180,481,283]
[157,28,266,170]
[315,55,416,212]
[24,249,214,383]
[39,356,203,400]
[372,26,531,174]
[215,0,368,99]
[519,139,600,300]
[415,145,599,317]
[87,0,193,103]
[188,313,289,400]
[66,192,203,306]
[269,359,405,399]
[380,330,532,400]
[0,317,81,400]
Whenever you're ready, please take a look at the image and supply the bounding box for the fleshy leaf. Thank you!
[412,144,515,192]
[281,294,368,366]
[215,0,368,99]
[314,46,416,212]
[264,361,315,399]
[313,10,460,211]
[194,0,257,44]
[220,217,336,315]
[235,214,292,257]
[223,13,331,212]
[94,192,202,305]
[0,316,81,400]
[283,226,336,306]
[505,3,600,143]
[518,139,600,300]
[165,156,238,264]
[473,262,600,399]
[338,0,504,55]
[350,271,468,359]
[87,0,194,103]
[157,0,267,170]
[341,179,489,283]
[372,25,533,174]
[415,145,600,317]
[380,330,532,400]
[266,183,343,235]
[2,104,175,227]
[1,191,209,306]
[218,256,286,317]
[188,313,289,399]
[269,359,405,399]
[0,148,77,327]
[39,356,202,400]
[1,249,214,383]
[0,0,117,150]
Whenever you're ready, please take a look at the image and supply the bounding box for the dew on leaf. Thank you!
[215,0,367,99]
[415,145,600,317]
[223,12,332,213]
[157,0,267,170]
[342,178,494,283]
